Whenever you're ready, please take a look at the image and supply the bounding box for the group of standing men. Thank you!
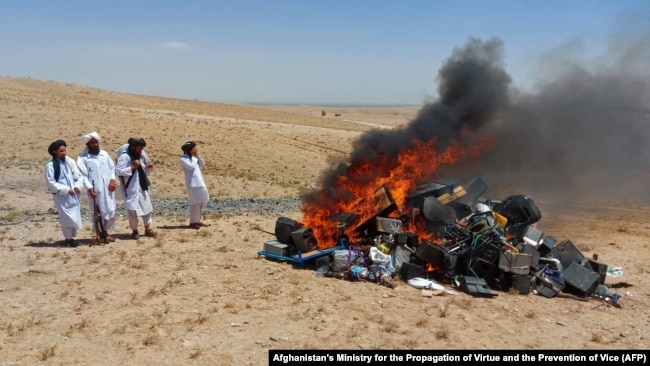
[45,132,209,247]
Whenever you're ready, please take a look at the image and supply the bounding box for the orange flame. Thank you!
[302,134,492,248]
[424,263,440,273]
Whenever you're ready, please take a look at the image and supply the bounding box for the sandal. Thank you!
[102,231,115,243]
[131,230,140,240]
[189,223,201,230]
[145,229,156,237]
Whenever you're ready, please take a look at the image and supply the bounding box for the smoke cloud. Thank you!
[460,32,650,208]
[303,31,650,212]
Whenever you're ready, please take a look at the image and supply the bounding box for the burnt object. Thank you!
[415,241,461,279]
[456,276,496,297]
[354,185,398,236]
[314,254,332,269]
[533,258,565,298]
[422,196,456,226]
[563,261,600,296]
[447,201,474,220]
[538,235,557,257]
[291,227,318,253]
[332,213,360,230]
[415,241,449,268]
[493,194,542,240]
[510,274,532,295]
[376,217,402,234]
[521,243,540,270]
[275,217,302,245]
[584,258,608,285]
[468,242,502,283]
[498,251,532,275]
[395,232,419,248]
[405,181,452,209]
[458,177,488,204]
[547,239,585,270]
[521,225,544,248]
[400,261,423,281]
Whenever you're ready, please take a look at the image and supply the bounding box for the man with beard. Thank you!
[45,139,83,247]
[115,137,155,239]
[77,132,117,243]
[180,141,210,229]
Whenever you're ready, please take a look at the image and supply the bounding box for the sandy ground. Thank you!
[0,76,649,365]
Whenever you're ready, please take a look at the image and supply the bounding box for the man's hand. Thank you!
[108,179,116,192]
[89,188,98,199]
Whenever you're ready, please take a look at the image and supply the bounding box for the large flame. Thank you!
[302,133,492,248]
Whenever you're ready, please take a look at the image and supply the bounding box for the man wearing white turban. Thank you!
[77,132,117,243]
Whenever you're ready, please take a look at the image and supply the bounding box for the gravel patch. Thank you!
[151,197,302,217]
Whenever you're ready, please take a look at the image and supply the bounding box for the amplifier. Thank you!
[263,240,290,257]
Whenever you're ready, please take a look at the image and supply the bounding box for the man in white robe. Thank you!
[45,139,83,247]
[180,141,210,229]
[77,132,117,243]
[115,138,155,239]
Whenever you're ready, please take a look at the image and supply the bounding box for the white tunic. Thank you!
[45,156,83,229]
[180,154,209,205]
[77,149,117,220]
[115,150,153,215]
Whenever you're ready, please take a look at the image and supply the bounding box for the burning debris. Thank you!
[260,177,618,304]
[258,35,648,305]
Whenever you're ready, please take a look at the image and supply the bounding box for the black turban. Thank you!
[128,137,147,147]
[48,140,67,157]
[181,141,196,153]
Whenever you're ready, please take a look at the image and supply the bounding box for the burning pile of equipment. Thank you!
[259,177,617,304]
[258,35,647,306]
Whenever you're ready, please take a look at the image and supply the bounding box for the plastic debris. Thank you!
[607,266,623,278]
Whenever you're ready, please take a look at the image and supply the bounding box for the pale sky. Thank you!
[1,0,647,105]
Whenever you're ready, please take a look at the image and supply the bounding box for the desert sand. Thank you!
[0,76,648,365]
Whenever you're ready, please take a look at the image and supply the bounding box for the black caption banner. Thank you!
[269,350,646,365]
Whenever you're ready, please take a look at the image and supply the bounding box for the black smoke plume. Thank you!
[302,32,650,211]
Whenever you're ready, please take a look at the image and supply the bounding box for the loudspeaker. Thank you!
[400,261,423,281]
[493,194,542,227]
[275,217,302,244]
[291,227,318,253]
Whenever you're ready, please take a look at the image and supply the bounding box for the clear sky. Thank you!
[1,0,647,105]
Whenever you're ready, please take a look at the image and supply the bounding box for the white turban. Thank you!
[81,132,101,144]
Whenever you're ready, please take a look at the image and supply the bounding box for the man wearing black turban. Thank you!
[180,141,210,229]
[45,139,84,247]
[115,137,156,239]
